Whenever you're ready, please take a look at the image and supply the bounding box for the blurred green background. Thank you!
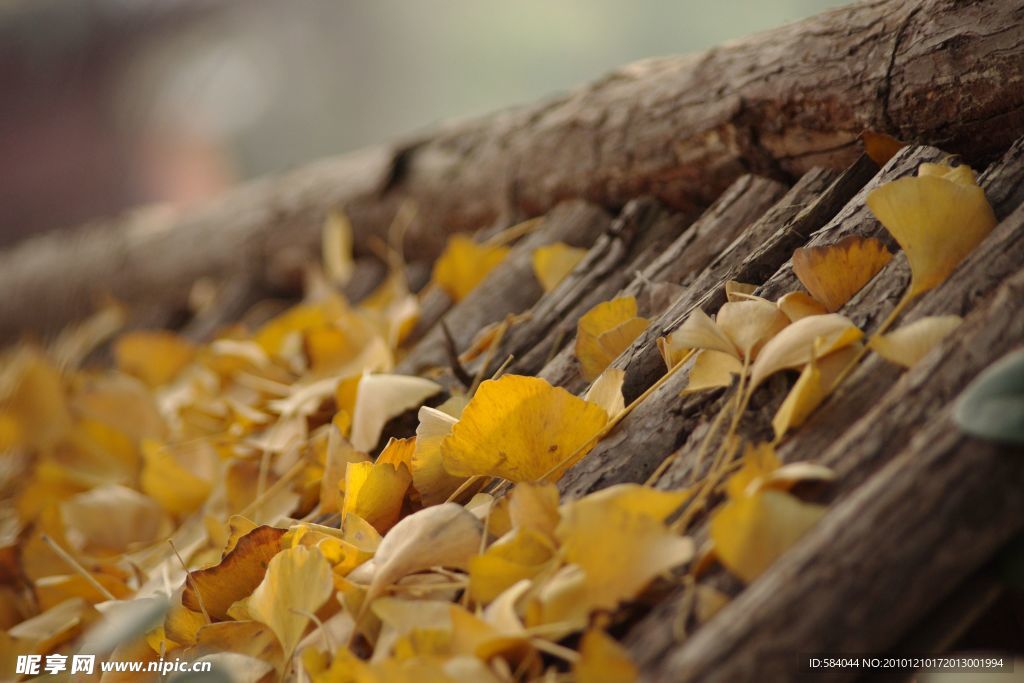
[0,0,846,244]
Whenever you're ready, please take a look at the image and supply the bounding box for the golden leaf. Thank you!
[750,314,862,389]
[771,344,860,441]
[866,163,997,296]
[860,131,906,167]
[573,630,638,683]
[532,242,588,293]
[555,490,693,617]
[724,280,758,302]
[182,525,286,620]
[140,440,215,517]
[411,405,466,507]
[469,528,554,604]
[362,504,482,608]
[659,308,738,369]
[792,235,893,312]
[343,460,412,534]
[114,331,196,388]
[575,297,650,382]
[869,315,962,368]
[710,490,825,583]
[584,367,626,419]
[682,350,743,394]
[716,299,790,359]
[349,373,441,452]
[431,235,510,302]
[777,291,828,322]
[248,545,334,658]
[440,375,608,482]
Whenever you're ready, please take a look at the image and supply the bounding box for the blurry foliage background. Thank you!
[0,0,844,245]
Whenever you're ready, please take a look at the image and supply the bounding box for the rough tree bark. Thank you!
[1,0,1022,341]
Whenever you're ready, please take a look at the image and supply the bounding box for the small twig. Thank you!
[41,534,117,602]
[168,539,211,623]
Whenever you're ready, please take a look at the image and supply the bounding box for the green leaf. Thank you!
[953,349,1024,445]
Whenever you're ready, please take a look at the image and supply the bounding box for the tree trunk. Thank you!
[2,0,1022,341]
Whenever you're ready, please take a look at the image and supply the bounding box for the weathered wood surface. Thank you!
[520,175,787,384]
[395,201,610,376]
[644,268,1024,683]
[2,0,1023,342]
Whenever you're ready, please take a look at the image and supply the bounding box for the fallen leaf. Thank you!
[724,280,758,302]
[772,344,860,441]
[349,374,441,452]
[575,297,650,381]
[432,235,510,302]
[248,545,334,658]
[469,528,554,604]
[343,460,412,534]
[750,314,862,388]
[659,308,738,368]
[584,367,626,419]
[776,291,828,322]
[866,162,997,296]
[532,242,588,293]
[362,504,482,608]
[182,526,287,620]
[440,375,608,482]
[61,484,169,554]
[860,131,906,166]
[114,331,196,388]
[411,404,467,507]
[573,629,638,683]
[715,299,790,359]
[869,315,962,368]
[555,490,694,618]
[792,236,893,312]
[711,490,825,583]
[682,350,743,394]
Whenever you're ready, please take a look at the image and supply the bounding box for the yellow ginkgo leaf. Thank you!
[710,489,825,583]
[140,440,215,517]
[440,375,608,483]
[508,482,561,541]
[556,492,694,617]
[682,350,744,394]
[866,163,997,296]
[750,314,862,389]
[792,235,893,312]
[248,545,334,658]
[411,405,465,507]
[322,210,355,286]
[573,629,639,683]
[584,367,626,419]
[860,130,907,167]
[724,442,781,499]
[566,483,689,523]
[771,344,860,441]
[575,297,650,382]
[716,299,790,360]
[869,315,962,368]
[114,331,196,388]
[777,291,828,322]
[343,460,412,534]
[724,280,758,302]
[363,504,482,609]
[60,485,169,554]
[532,242,588,293]
[469,528,555,604]
[182,525,286,620]
[349,373,441,452]
[431,235,510,302]
[659,308,737,367]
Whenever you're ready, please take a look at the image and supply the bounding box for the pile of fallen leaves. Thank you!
[0,159,998,681]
